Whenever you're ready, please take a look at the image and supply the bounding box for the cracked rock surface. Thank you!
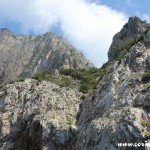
[0,17,150,150]
[0,79,81,150]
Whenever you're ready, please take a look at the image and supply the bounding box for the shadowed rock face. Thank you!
[0,17,150,150]
[0,28,93,84]
[1,117,43,150]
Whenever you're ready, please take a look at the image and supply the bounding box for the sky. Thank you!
[0,0,150,67]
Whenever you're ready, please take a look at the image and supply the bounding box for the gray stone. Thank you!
[0,29,94,84]
[1,17,150,150]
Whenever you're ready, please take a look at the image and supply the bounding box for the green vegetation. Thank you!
[33,64,110,93]
[112,39,136,61]
[115,50,128,61]
[80,95,86,100]
[59,76,72,88]
[141,72,150,82]
[33,72,77,89]
[141,119,148,127]
[113,35,144,61]
[17,77,27,82]
[117,39,136,52]
[136,35,144,43]
[60,67,109,93]
[142,84,150,93]
[0,84,4,90]
[144,130,150,137]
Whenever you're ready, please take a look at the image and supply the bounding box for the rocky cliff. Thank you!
[0,79,81,150]
[0,17,150,150]
[75,17,150,150]
[108,16,150,61]
[0,28,93,84]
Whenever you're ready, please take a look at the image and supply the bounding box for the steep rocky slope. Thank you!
[0,29,93,84]
[0,79,82,150]
[76,17,150,150]
[76,44,150,149]
[0,17,150,150]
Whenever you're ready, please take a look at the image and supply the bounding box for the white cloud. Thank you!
[0,0,127,67]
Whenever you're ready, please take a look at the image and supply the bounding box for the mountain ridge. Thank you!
[0,16,150,150]
[0,28,94,84]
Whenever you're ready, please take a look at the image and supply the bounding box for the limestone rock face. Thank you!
[75,40,150,149]
[0,28,93,84]
[0,17,150,150]
[0,79,81,150]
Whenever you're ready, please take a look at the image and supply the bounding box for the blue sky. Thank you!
[0,0,149,67]
[100,0,150,20]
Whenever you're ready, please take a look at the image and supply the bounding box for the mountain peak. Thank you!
[108,16,150,60]
[0,17,150,150]
[0,28,94,84]
[113,16,147,41]
[0,28,14,35]
[128,16,141,23]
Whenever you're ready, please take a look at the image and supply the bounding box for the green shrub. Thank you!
[60,68,91,81]
[144,130,150,137]
[142,84,150,93]
[60,68,101,93]
[115,50,128,61]
[136,35,144,43]
[17,77,27,82]
[141,72,150,82]
[141,119,148,127]
[33,64,110,93]
[0,84,4,90]
[101,61,112,69]
[81,95,86,100]
[33,73,75,88]
[117,39,135,52]
[114,36,144,61]
[79,83,91,93]
[59,76,72,87]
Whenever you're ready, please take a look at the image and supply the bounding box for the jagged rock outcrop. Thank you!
[0,79,82,149]
[75,17,150,150]
[0,17,150,150]
[108,16,150,60]
[0,28,93,84]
